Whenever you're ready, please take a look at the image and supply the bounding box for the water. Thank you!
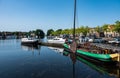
[0,39,119,78]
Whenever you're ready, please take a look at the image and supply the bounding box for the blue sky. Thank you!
[0,0,120,33]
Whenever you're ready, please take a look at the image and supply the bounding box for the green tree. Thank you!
[76,27,81,35]
[61,28,72,35]
[47,29,54,36]
[85,26,90,36]
[114,20,120,35]
[95,26,101,33]
[51,31,57,36]
[62,29,70,34]
[56,29,62,35]
[79,26,89,36]
[61,29,66,34]
[102,24,108,32]
[35,29,45,39]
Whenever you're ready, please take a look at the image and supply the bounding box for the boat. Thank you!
[47,37,65,44]
[21,38,38,45]
[64,43,119,63]
[63,0,119,63]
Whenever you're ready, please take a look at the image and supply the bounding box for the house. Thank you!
[104,25,119,37]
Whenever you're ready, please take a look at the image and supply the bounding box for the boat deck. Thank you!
[77,42,120,54]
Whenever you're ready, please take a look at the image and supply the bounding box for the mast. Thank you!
[70,0,77,53]
[73,0,76,40]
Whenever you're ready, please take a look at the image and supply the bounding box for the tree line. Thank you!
[27,29,45,39]
[0,29,45,39]
[47,21,120,37]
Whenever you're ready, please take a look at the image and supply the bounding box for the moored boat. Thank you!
[21,38,38,45]
[47,37,65,44]
[63,0,119,64]
[63,43,119,63]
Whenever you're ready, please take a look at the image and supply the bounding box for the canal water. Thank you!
[0,39,119,78]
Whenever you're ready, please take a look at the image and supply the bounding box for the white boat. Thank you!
[47,37,65,44]
[21,38,38,45]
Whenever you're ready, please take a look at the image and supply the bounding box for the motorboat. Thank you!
[47,37,65,44]
[21,38,38,45]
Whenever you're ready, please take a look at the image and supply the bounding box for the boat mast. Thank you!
[70,0,77,53]
[73,0,76,40]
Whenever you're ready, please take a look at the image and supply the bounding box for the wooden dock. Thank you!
[38,41,63,48]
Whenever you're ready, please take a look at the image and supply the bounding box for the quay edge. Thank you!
[38,41,63,48]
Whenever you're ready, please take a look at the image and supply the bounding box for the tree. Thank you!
[35,29,45,39]
[95,26,101,33]
[47,29,54,36]
[79,26,89,36]
[102,24,108,32]
[56,29,62,35]
[61,29,70,35]
[84,26,90,36]
[61,29,66,34]
[51,31,57,36]
[76,27,81,35]
[114,21,120,36]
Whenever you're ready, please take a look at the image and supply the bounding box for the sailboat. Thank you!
[63,0,119,63]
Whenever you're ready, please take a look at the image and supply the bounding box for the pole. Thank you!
[70,0,77,53]
[73,0,76,40]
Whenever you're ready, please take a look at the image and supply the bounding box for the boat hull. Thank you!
[47,40,65,44]
[21,41,38,46]
[47,37,65,44]
[21,38,38,46]
[63,43,118,64]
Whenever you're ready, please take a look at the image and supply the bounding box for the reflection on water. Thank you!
[63,51,120,78]
[0,39,119,78]
[47,47,64,55]
[70,53,76,78]
[21,45,40,51]
[21,44,41,55]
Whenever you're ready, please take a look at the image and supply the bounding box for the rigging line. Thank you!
[76,0,79,36]
[76,2,79,29]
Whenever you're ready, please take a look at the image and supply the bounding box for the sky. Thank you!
[0,0,120,33]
